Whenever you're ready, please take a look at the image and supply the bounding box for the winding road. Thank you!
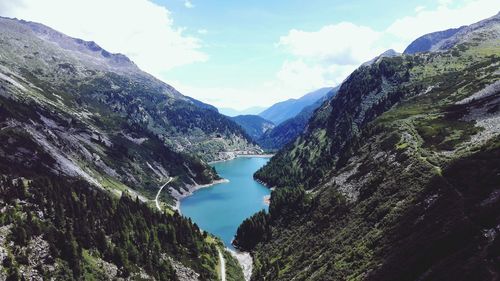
[155,177,173,211]
[218,248,226,281]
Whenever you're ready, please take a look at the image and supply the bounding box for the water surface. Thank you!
[180,157,270,248]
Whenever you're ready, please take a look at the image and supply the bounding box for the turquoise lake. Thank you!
[180,157,270,249]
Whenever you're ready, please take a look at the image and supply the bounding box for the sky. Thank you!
[0,0,498,110]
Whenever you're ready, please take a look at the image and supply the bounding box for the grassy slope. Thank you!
[249,22,500,281]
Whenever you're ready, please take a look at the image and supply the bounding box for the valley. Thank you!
[0,3,499,281]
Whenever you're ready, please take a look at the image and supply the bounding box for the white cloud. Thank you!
[268,0,499,109]
[438,0,454,6]
[387,0,499,42]
[170,58,359,110]
[274,60,355,92]
[415,6,426,13]
[0,0,498,110]
[184,0,194,9]
[1,0,207,76]
[278,22,383,65]
[271,22,391,105]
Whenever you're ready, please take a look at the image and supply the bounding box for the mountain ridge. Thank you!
[0,16,249,281]
[257,86,339,150]
[0,15,261,204]
[230,115,275,140]
[240,12,500,281]
[258,87,333,125]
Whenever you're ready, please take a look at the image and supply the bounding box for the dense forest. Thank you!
[0,175,225,280]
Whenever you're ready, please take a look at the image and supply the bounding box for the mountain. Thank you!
[404,12,500,54]
[185,96,219,112]
[218,106,267,117]
[403,26,465,54]
[362,49,401,66]
[258,87,333,125]
[230,115,275,140]
[0,16,261,194]
[0,17,248,280]
[257,87,339,150]
[238,13,500,280]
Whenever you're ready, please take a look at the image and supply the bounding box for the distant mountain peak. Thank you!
[259,87,334,125]
[363,49,401,66]
[404,11,500,54]
[2,16,138,71]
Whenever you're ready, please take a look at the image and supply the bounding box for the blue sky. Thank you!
[2,0,499,109]
[154,0,430,88]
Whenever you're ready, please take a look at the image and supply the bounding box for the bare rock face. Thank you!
[166,256,200,281]
[0,16,259,202]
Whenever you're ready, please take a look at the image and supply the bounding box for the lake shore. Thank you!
[208,153,274,164]
[263,195,271,205]
[170,178,230,212]
[177,157,271,279]
[237,154,274,158]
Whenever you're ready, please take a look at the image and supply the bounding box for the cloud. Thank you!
[275,59,355,92]
[1,0,207,75]
[278,22,383,66]
[170,58,358,110]
[184,0,194,9]
[270,0,499,108]
[197,29,208,35]
[386,0,499,42]
[415,6,426,13]
[272,22,390,104]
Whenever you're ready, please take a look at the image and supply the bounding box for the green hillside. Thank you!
[243,13,500,281]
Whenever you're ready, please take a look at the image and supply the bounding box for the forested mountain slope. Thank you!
[243,12,500,281]
[257,87,338,150]
[0,17,248,280]
[0,176,241,280]
[230,115,275,140]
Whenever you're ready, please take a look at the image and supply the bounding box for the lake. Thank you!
[180,157,271,249]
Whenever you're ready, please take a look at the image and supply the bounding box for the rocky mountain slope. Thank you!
[0,17,249,280]
[230,115,275,140]
[0,16,260,199]
[259,87,333,125]
[243,12,500,280]
[257,87,338,150]
[403,27,465,54]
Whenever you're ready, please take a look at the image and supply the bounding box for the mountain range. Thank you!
[258,87,333,125]
[257,86,339,150]
[237,12,500,281]
[218,106,267,117]
[0,16,252,280]
[230,115,275,140]
[0,9,499,281]
[228,87,337,151]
